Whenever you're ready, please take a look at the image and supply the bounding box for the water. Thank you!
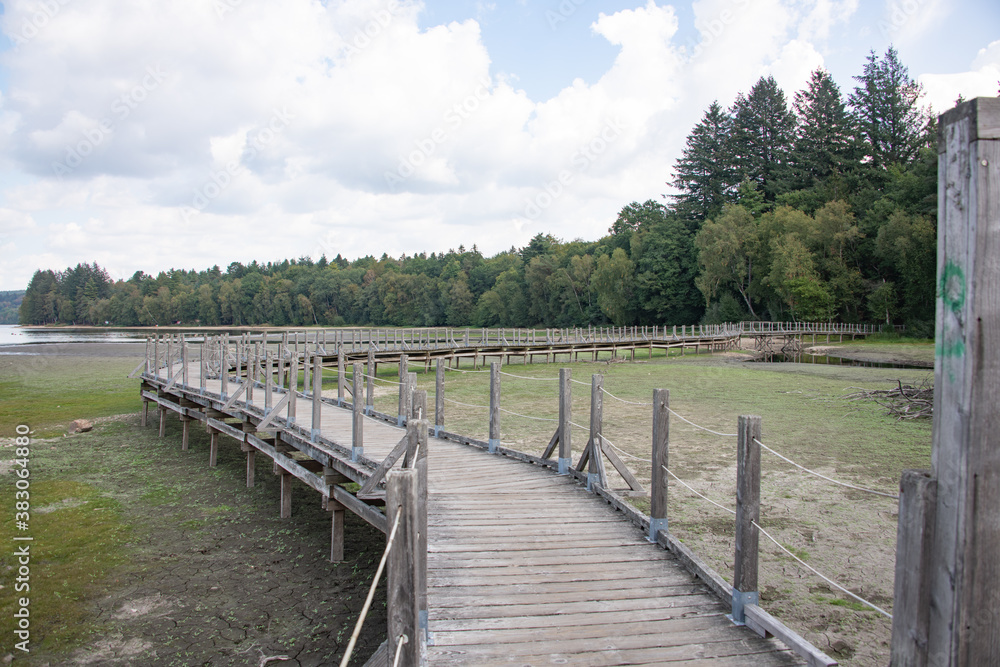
[0,324,149,347]
[751,352,931,370]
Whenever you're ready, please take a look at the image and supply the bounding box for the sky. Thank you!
[0,0,997,291]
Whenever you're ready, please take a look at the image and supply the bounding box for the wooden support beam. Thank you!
[922,96,1000,666]
[434,359,444,436]
[246,449,256,488]
[891,470,936,665]
[181,418,190,451]
[209,431,219,467]
[158,407,166,438]
[329,499,345,563]
[733,415,762,624]
[649,388,669,542]
[386,467,421,666]
[488,362,500,453]
[558,368,571,474]
[280,472,292,519]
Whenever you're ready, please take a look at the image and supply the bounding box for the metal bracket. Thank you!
[648,517,667,543]
[557,457,571,475]
[488,438,499,454]
[587,472,600,492]
[730,589,759,625]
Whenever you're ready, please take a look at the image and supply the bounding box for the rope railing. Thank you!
[362,373,404,385]
[498,407,559,422]
[443,396,490,410]
[664,466,736,515]
[753,520,892,619]
[600,386,652,406]
[753,438,899,499]
[667,408,738,437]
[498,370,559,381]
[338,510,403,667]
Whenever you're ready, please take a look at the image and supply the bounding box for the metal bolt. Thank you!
[982,159,989,167]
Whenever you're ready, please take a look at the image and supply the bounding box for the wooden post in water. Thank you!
[434,359,444,437]
[649,388,669,542]
[733,415,761,624]
[558,368,572,475]
[397,354,409,426]
[488,362,500,453]
[311,353,322,442]
[896,96,1000,667]
[352,363,363,462]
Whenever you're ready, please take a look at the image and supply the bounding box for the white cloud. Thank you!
[0,0,992,290]
[920,40,1000,114]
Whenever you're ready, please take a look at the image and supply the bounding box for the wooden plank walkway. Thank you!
[142,358,806,666]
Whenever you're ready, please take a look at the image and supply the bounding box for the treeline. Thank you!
[20,47,940,334]
[0,291,24,324]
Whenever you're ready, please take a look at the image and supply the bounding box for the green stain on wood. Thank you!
[936,261,967,369]
[938,261,966,314]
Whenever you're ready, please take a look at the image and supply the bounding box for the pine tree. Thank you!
[668,101,736,226]
[849,46,927,170]
[729,76,796,203]
[790,68,857,189]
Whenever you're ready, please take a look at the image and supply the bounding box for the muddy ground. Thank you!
[1,348,387,666]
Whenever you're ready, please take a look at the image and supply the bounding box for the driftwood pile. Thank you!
[845,380,933,420]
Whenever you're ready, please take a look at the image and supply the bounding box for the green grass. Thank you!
[0,355,142,437]
[0,479,131,653]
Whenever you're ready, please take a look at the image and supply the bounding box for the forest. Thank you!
[19,48,940,336]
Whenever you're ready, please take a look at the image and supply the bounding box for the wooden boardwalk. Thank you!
[139,340,820,666]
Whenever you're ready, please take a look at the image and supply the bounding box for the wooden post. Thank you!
[412,389,427,422]
[181,417,190,451]
[220,338,229,400]
[386,467,421,666]
[209,431,219,467]
[337,348,345,406]
[303,349,311,398]
[311,353,322,442]
[158,407,166,437]
[733,415,761,624]
[352,363,363,462]
[587,374,604,492]
[488,362,500,453]
[558,368,572,475]
[405,372,417,420]
[397,354,409,426]
[649,388,669,542]
[246,448,256,488]
[891,470,937,666]
[328,498,345,563]
[265,351,273,411]
[434,359,444,437]
[287,353,298,425]
[280,471,292,519]
[199,339,207,394]
[366,352,375,416]
[917,96,1000,666]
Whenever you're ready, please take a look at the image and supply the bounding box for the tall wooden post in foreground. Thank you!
[891,97,1000,666]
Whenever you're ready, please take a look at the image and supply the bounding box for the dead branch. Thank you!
[843,380,933,420]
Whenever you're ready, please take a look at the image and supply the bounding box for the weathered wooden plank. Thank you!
[744,604,837,667]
